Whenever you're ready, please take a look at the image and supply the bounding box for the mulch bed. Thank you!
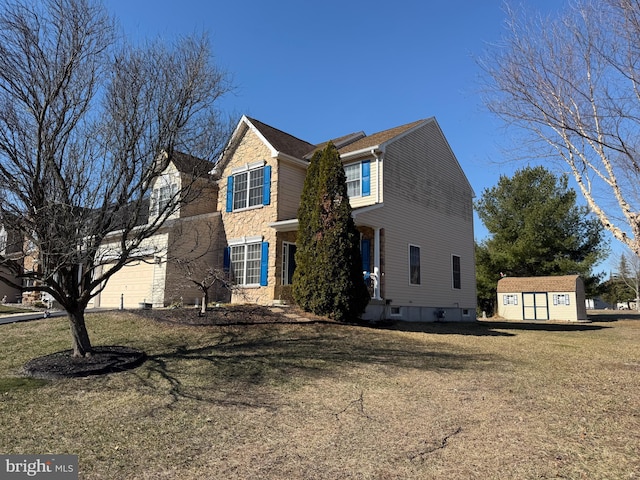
[131,304,331,326]
[20,305,333,380]
[23,346,146,380]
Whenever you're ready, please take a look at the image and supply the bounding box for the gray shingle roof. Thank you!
[246,117,316,159]
[170,151,215,177]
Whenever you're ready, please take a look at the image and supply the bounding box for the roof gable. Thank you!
[245,116,315,159]
[497,275,582,293]
[170,151,215,177]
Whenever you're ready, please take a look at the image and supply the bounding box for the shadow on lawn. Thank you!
[366,319,609,335]
[135,324,501,408]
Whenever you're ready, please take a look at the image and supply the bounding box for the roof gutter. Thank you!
[340,146,382,160]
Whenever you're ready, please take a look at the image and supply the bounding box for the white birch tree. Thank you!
[482,0,640,257]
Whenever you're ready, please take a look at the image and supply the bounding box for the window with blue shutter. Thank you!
[361,160,370,197]
[223,246,231,272]
[227,165,269,211]
[263,165,271,205]
[361,239,371,273]
[260,241,269,286]
[225,176,234,212]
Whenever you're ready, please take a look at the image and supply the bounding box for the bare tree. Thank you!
[164,217,232,308]
[0,0,232,357]
[614,251,640,310]
[482,0,640,257]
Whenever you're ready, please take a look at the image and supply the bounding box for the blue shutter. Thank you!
[263,165,272,205]
[260,241,269,286]
[226,176,234,212]
[223,246,231,272]
[361,160,370,196]
[361,239,371,272]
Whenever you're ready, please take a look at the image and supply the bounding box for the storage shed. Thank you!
[496,275,587,321]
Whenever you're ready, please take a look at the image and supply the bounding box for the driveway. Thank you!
[0,310,67,325]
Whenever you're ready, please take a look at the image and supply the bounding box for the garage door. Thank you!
[98,259,156,308]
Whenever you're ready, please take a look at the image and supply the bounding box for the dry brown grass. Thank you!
[0,309,639,479]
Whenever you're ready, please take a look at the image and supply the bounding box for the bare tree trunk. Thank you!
[68,308,93,358]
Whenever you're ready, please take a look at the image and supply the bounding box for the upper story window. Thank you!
[344,160,370,198]
[151,181,178,217]
[226,162,271,212]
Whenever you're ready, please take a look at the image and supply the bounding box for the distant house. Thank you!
[91,152,224,309]
[496,275,587,321]
[0,224,22,303]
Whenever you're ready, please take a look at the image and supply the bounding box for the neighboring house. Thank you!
[214,115,477,321]
[91,151,225,309]
[0,224,23,303]
[496,275,588,322]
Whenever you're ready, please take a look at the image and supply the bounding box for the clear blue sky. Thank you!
[107,0,617,271]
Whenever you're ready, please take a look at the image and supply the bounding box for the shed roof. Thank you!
[496,275,582,293]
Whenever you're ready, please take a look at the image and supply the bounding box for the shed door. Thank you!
[522,292,549,320]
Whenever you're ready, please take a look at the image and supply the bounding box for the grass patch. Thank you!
[0,376,48,393]
[0,311,639,479]
[0,304,34,315]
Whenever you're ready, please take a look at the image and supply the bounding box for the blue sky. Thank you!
[106,0,617,270]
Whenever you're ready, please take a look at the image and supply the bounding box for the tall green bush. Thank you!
[292,143,369,320]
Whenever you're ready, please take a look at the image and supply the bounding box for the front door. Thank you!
[522,292,549,320]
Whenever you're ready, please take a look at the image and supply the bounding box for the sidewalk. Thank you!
[0,309,67,325]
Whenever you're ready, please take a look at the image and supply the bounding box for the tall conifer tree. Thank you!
[293,143,369,320]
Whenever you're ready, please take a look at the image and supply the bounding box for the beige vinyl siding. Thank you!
[277,161,306,220]
[164,213,225,305]
[98,258,157,308]
[369,120,475,309]
[180,175,218,218]
[0,266,20,302]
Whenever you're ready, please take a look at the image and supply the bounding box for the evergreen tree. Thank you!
[293,143,369,320]
[475,166,608,314]
[291,150,321,310]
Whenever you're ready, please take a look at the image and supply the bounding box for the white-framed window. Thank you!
[230,243,262,286]
[390,306,402,316]
[344,160,370,198]
[233,167,264,210]
[553,294,570,306]
[226,237,269,287]
[409,244,421,285]
[282,242,297,285]
[151,182,178,216]
[226,162,271,212]
[503,294,518,305]
[452,255,461,289]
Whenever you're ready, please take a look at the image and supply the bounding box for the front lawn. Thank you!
[0,310,638,479]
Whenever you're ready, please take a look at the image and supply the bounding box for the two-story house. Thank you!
[91,151,225,309]
[215,116,476,321]
[91,116,476,321]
